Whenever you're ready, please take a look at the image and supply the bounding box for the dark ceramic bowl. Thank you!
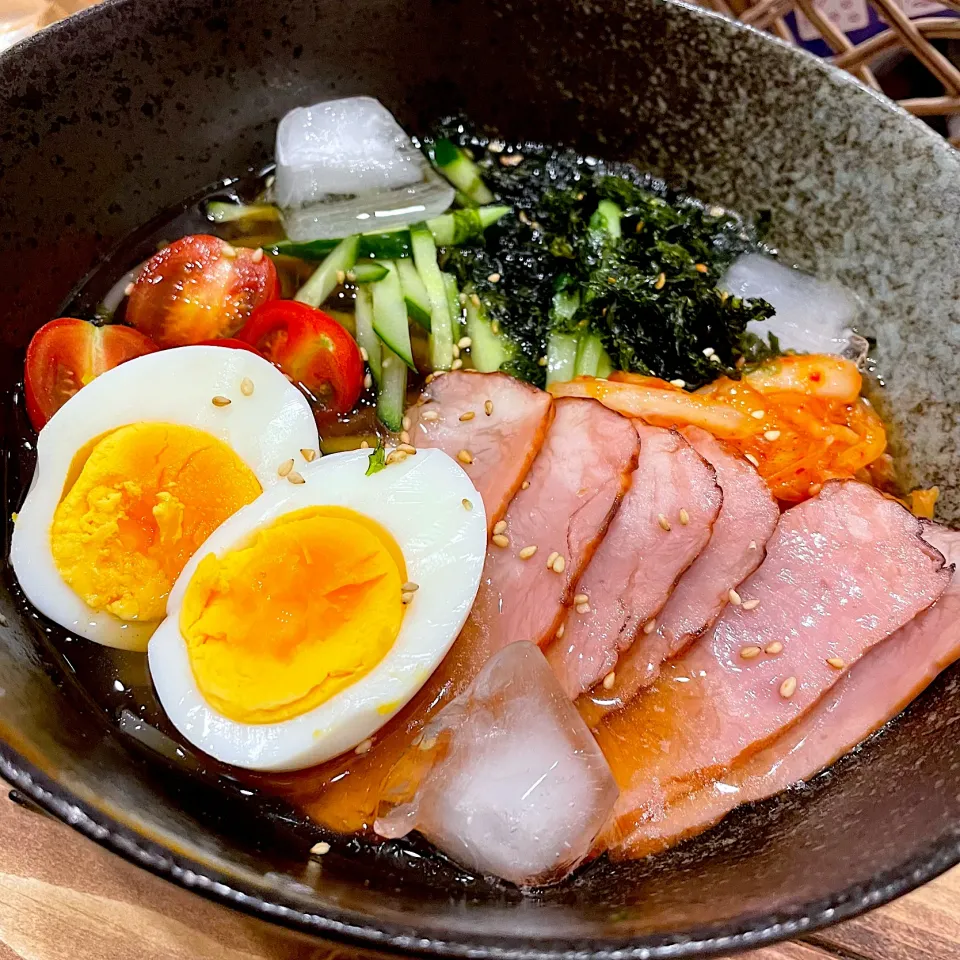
[2,0,960,955]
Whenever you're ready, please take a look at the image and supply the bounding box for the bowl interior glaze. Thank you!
[1,0,960,956]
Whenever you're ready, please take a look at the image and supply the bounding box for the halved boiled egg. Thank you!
[148,447,486,771]
[11,346,320,651]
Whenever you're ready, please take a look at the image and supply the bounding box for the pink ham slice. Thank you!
[471,397,640,651]
[593,480,951,850]
[611,524,960,859]
[546,424,721,699]
[583,426,779,716]
[407,371,554,532]
[294,396,637,834]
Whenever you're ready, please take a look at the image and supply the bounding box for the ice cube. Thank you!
[275,96,428,208]
[722,253,859,355]
[374,641,619,887]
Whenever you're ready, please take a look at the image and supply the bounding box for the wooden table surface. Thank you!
[0,791,957,960]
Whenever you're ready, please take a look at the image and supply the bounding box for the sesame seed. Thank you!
[679,508,690,525]
[470,293,481,308]
[654,272,666,290]
[487,272,501,283]
[401,591,415,604]
[551,554,566,574]
[385,450,408,465]
[576,602,591,614]
[546,551,559,568]
[459,411,475,421]
[780,676,797,699]
[702,347,715,358]
[751,409,765,420]
[745,453,760,467]
[458,336,472,349]
[484,400,494,416]
[741,598,761,610]
[240,377,254,396]
[657,513,672,531]
[452,344,460,360]
[462,498,473,510]
[602,672,616,690]
[287,471,306,485]
[123,282,135,297]
[519,545,538,560]
[555,623,565,639]
[310,841,331,856]
[401,415,411,430]
[221,243,237,258]
[422,409,440,421]
[765,641,783,655]
[251,247,264,263]
[764,430,781,442]
[492,534,510,548]
[493,520,507,535]
[360,346,369,362]
[399,430,410,444]
[336,269,346,285]
[748,540,758,550]
[521,480,530,490]
[573,593,589,605]
[278,458,295,477]
[363,373,373,390]
[451,358,464,370]
[669,379,686,388]
[457,449,473,465]
[359,440,370,449]
[643,618,657,635]
[355,738,373,755]
[538,356,548,366]
[694,263,708,273]
[740,645,762,660]
[500,153,524,166]
[827,657,845,669]
[397,443,417,455]
[212,395,231,407]
[728,588,742,606]
[491,320,500,335]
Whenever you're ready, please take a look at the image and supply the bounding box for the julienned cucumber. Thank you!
[295,236,359,307]
[464,292,513,373]
[348,261,389,284]
[267,206,510,262]
[371,261,416,371]
[431,139,496,206]
[574,333,606,378]
[410,224,453,371]
[396,259,433,331]
[442,273,462,334]
[377,345,407,432]
[546,333,579,385]
[354,285,382,385]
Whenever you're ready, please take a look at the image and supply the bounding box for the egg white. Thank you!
[148,447,487,772]
[11,346,320,651]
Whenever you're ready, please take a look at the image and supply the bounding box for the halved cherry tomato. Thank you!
[127,235,279,347]
[24,318,159,431]
[195,338,265,356]
[237,301,363,414]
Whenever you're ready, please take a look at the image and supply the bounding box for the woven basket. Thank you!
[700,0,960,145]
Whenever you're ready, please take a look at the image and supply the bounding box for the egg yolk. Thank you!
[180,506,406,724]
[50,423,262,623]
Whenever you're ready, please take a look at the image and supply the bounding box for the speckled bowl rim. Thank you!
[3,0,960,956]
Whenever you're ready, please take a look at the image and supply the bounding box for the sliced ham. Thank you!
[582,427,778,717]
[289,396,637,834]
[407,371,554,533]
[546,424,721,699]
[611,524,960,859]
[593,481,950,848]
